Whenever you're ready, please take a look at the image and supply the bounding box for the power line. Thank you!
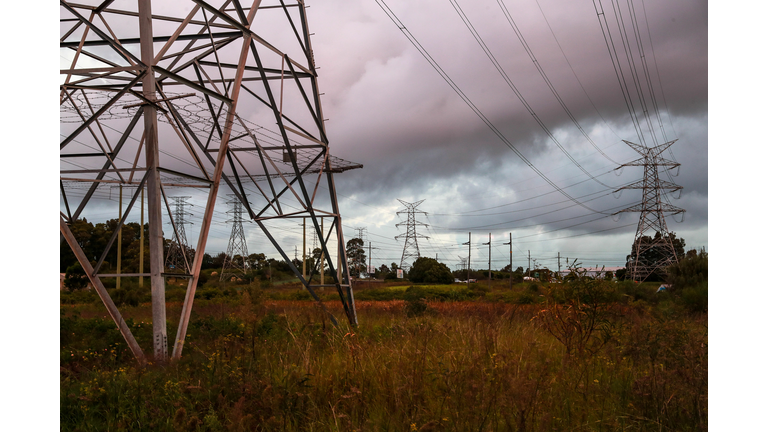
[374,0,611,215]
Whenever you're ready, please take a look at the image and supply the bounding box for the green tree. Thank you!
[666,248,708,312]
[345,238,366,277]
[626,232,686,281]
[408,257,453,284]
[375,264,390,279]
[247,253,266,270]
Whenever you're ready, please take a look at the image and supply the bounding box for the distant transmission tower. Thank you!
[221,197,249,282]
[613,140,685,281]
[165,197,193,274]
[395,199,429,271]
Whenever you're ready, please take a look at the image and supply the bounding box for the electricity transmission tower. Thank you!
[395,199,429,271]
[165,197,193,274]
[221,197,249,282]
[60,0,361,364]
[613,140,685,281]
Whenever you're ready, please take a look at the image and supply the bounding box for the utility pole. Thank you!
[527,251,531,278]
[482,233,491,290]
[503,233,512,289]
[558,252,561,277]
[463,232,471,286]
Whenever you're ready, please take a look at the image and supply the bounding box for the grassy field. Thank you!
[60,279,707,431]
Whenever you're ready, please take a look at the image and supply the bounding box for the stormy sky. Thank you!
[54,0,708,273]
[300,0,708,271]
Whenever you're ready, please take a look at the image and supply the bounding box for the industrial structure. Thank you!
[613,140,685,281]
[220,196,249,282]
[164,196,194,274]
[395,199,429,272]
[60,0,360,364]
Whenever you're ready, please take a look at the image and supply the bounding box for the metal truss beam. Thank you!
[61,0,361,364]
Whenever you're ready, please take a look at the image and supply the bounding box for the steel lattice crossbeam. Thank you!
[60,0,359,364]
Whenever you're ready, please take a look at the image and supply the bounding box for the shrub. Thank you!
[514,291,537,305]
[666,249,707,290]
[408,257,453,284]
[619,280,658,304]
[64,263,89,291]
[109,286,140,307]
[536,271,618,357]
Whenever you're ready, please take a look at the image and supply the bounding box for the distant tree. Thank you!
[666,248,707,289]
[408,257,453,284]
[211,252,227,269]
[626,232,686,281]
[345,238,366,277]
[247,253,266,270]
[201,253,215,269]
[311,248,328,273]
[375,264,391,279]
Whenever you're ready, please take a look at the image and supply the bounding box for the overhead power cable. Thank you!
[374,0,609,215]
[496,0,620,165]
[448,0,613,189]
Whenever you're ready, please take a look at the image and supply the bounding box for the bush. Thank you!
[408,257,453,284]
[405,298,429,317]
[666,249,707,290]
[64,263,89,291]
[514,291,537,305]
[110,286,140,307]
[619,280,659,304]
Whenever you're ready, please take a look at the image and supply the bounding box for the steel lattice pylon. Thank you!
[395,199,429,272]
[60,0,360,364]
[220,197,249,282]
[613,140,685,282]
[165,196,194,274]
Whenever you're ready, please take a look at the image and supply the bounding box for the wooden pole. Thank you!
[509,233,512,289]
[487,233,491,290]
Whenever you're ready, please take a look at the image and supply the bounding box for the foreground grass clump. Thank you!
[61,284,706,431]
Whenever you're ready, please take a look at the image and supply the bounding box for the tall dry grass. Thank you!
[61,289,706,431]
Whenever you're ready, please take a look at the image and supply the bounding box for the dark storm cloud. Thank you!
[304,0,707,267]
